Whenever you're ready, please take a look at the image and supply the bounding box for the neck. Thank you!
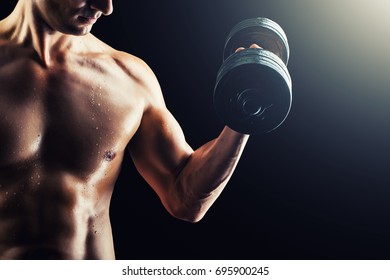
[2,0,77,67]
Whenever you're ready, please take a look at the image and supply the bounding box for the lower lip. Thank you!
[78,16,98,25]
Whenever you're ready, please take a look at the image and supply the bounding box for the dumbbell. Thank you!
[213,17,292,134]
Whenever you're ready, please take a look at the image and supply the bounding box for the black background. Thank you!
[2,1,390,260]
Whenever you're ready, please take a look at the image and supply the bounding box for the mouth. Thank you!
[77,15,99,25]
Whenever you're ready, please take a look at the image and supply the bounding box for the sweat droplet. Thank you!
[103,150,116,161]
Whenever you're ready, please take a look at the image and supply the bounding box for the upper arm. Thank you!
[125,55,193,202]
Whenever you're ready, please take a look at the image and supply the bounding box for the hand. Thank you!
[235,43,262,52]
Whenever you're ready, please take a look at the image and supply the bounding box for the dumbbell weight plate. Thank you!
[223,17,290,64]
[214,48,292,134]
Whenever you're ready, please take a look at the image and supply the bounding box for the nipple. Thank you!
[103,150,116,161]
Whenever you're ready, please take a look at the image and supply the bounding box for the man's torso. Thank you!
[0,36,144,259]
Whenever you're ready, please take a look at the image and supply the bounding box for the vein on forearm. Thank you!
[174,128,248,211]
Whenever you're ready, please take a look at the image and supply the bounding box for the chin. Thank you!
[75,27,93,36]
[62,25,93,36]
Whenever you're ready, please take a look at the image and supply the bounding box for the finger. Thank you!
[235,47,245,53]
[249,43,262,49]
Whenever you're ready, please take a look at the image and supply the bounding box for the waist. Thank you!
[0,177,114,259]
[1,245,75,260]
[0,210,114,260]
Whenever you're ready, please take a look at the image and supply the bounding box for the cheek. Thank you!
[70,0,88,9]
[50,0,85,16]
[51,1,83,21]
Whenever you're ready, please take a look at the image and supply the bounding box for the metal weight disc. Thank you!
[223,17,290,64]
[214,48,292,134]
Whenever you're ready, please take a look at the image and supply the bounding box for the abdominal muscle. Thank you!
[0,160,118,260]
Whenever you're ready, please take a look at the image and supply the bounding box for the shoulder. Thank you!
[112,49,166,111]
[87,34,165,109]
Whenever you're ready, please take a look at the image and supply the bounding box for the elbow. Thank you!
[171,210,206,223]
[165,202,208,223]
[162,180,215,223]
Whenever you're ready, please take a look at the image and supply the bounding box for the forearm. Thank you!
[171,126,249,222]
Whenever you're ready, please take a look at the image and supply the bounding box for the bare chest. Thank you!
[0,57,143,177]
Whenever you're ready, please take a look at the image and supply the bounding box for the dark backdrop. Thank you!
[2,1,390,260]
